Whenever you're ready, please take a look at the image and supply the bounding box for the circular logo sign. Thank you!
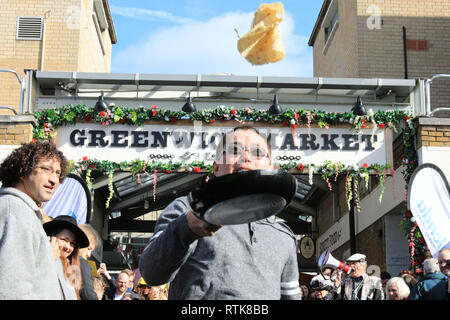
[299,236,315,259]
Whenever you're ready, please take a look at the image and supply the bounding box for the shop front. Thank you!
[26,71,420,273]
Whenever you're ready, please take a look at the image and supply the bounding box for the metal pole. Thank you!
[425,78,432,116]
[0,69,24,114]
[41,11,51,71]
[402,26,408,79]
[19,77,25,114]
[425,74,450,116]
[349,178,356,254]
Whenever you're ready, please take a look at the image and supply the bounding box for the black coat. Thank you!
[79,257,99,300]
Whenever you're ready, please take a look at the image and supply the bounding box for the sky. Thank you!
[108,0,324,77]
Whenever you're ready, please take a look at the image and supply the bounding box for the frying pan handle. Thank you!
[187,208,220,227]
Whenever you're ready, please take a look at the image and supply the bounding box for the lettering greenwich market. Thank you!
[69,128,378,152]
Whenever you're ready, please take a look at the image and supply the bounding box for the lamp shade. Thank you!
[182,96,196,113]
[268,95,283,115]
[351,96,367,116]
[95,91,108,112]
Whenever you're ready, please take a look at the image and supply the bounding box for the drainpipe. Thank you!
[402,26,408,79]
[349,178,356,254]
[40,10,51,71]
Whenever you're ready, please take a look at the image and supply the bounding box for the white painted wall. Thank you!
[317,165,407,259]
[417,146,450,180]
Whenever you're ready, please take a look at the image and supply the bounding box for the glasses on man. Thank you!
[224,143,269,160]
[36,165,62,178]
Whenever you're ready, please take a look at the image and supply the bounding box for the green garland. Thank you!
[32,103,412,139]
[399,118,425,276]
[32,103,423,270]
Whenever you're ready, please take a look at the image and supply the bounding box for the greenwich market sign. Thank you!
[33,104,423,270]
[57,123,392,168]
[33,104,414,211]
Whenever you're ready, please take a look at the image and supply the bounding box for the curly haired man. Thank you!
[0,140,68,299]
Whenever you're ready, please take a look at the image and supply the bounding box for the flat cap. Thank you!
[346,253,366,262]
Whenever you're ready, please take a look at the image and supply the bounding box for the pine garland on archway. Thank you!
[32,103,424,271]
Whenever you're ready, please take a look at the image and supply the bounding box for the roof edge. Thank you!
[103,0,117,44]
[308,0,331,47]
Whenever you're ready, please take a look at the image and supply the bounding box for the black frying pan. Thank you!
[187,169,297,225]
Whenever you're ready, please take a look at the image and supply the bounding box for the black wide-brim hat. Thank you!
[43,215,90,248]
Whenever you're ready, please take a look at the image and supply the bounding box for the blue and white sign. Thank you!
[42,174,91,224]
[408,163,450,257]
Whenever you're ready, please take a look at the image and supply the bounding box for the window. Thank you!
[324,10,339,44]
[91,0,109,55]
[92,12,106,55]
[322,0,339,54]
[16,16,43,40]
[93,0,108,31]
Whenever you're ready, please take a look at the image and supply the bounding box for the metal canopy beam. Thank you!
[35,71,416,96]
[108,173,205,212]
[286,201,316,216]
[118,178,198,220]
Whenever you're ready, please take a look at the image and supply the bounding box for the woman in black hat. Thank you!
[43,215,89,300]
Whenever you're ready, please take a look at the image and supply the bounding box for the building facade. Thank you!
[1,0,447,277]
[309,0,450,275]
[309,0,450,110]
[0,0,116,115]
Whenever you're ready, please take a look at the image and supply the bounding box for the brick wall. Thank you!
[78,0,113,72]
[0,115,35,145]
[416,121,450,149]
[313,0,360,77]
[316,176,386,269]
[312,0,450,110]
[0,0,114,114]
[330,218,385,270]
[355,218,386,271]
[356,0,450,109]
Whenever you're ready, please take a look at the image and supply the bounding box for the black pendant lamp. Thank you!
[95,91,108,112]
[351,96,367,116]
[182,93,196,113]
[268,94,283,115]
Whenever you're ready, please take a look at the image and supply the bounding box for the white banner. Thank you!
[55,122,391,167]
[408,164,450,257]
[42,174,91,224]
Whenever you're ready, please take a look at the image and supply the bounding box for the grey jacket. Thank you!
[139,196,301,300]
[334,273,384,300]
[0,187,63,300]
[54,258,78,300]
